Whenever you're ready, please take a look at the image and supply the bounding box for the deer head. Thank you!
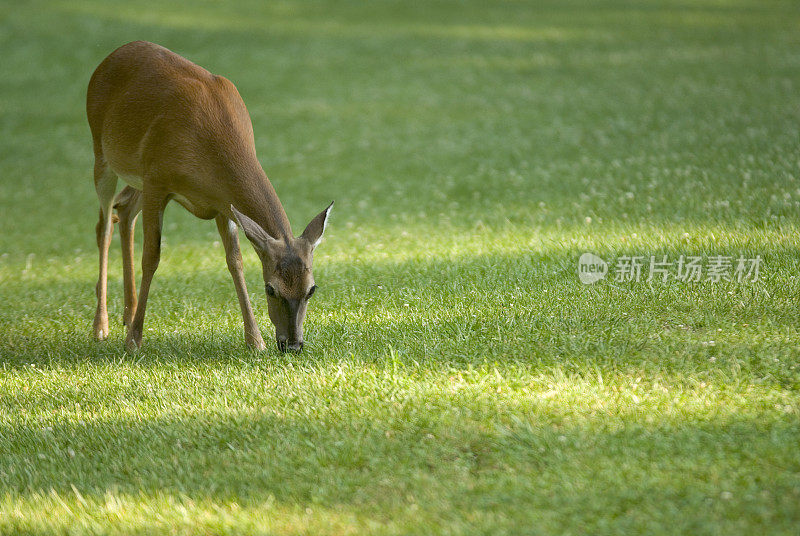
[231,203,332,352]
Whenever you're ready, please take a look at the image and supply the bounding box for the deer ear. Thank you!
[230,205,282,257]
[301,201,333,249]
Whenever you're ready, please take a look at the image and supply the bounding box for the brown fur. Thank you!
[88,41,331,352]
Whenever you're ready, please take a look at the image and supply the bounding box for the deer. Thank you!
[87,41,332,353]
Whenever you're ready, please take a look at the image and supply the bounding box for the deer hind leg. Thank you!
[114,187,143,328]
[215,215,266,351]
[125,187,168,351]
[93,160,118,340]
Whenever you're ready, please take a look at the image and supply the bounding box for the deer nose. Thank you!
[287,340,304,353]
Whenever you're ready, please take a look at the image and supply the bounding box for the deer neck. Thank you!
[232,168,293,241]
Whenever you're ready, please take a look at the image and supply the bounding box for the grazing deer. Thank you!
[87,41,332,352]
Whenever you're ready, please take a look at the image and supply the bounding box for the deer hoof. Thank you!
[125,332,142,351]
[93,320,109,341]
[247,336,267,352]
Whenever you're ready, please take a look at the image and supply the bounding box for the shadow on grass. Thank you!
[48,0,782,45]
[4,0,797,261]
[1,245,798,383]
[0,409,798,531]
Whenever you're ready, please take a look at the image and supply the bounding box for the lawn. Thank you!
[1,0,799,534]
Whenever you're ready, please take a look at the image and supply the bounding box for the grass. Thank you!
[1,0,799,533]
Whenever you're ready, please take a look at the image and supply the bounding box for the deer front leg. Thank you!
[115,187,143,327]
[215,215,266,350]
[93,163,117,340]
[125,190,167,351]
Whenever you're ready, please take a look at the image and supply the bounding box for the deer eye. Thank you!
[266,284,277,297]
[307,285,317,299]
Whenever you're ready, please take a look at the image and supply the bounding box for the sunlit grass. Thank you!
[1,0,799,534]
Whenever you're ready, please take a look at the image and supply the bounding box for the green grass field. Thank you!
[1,0,800,534]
